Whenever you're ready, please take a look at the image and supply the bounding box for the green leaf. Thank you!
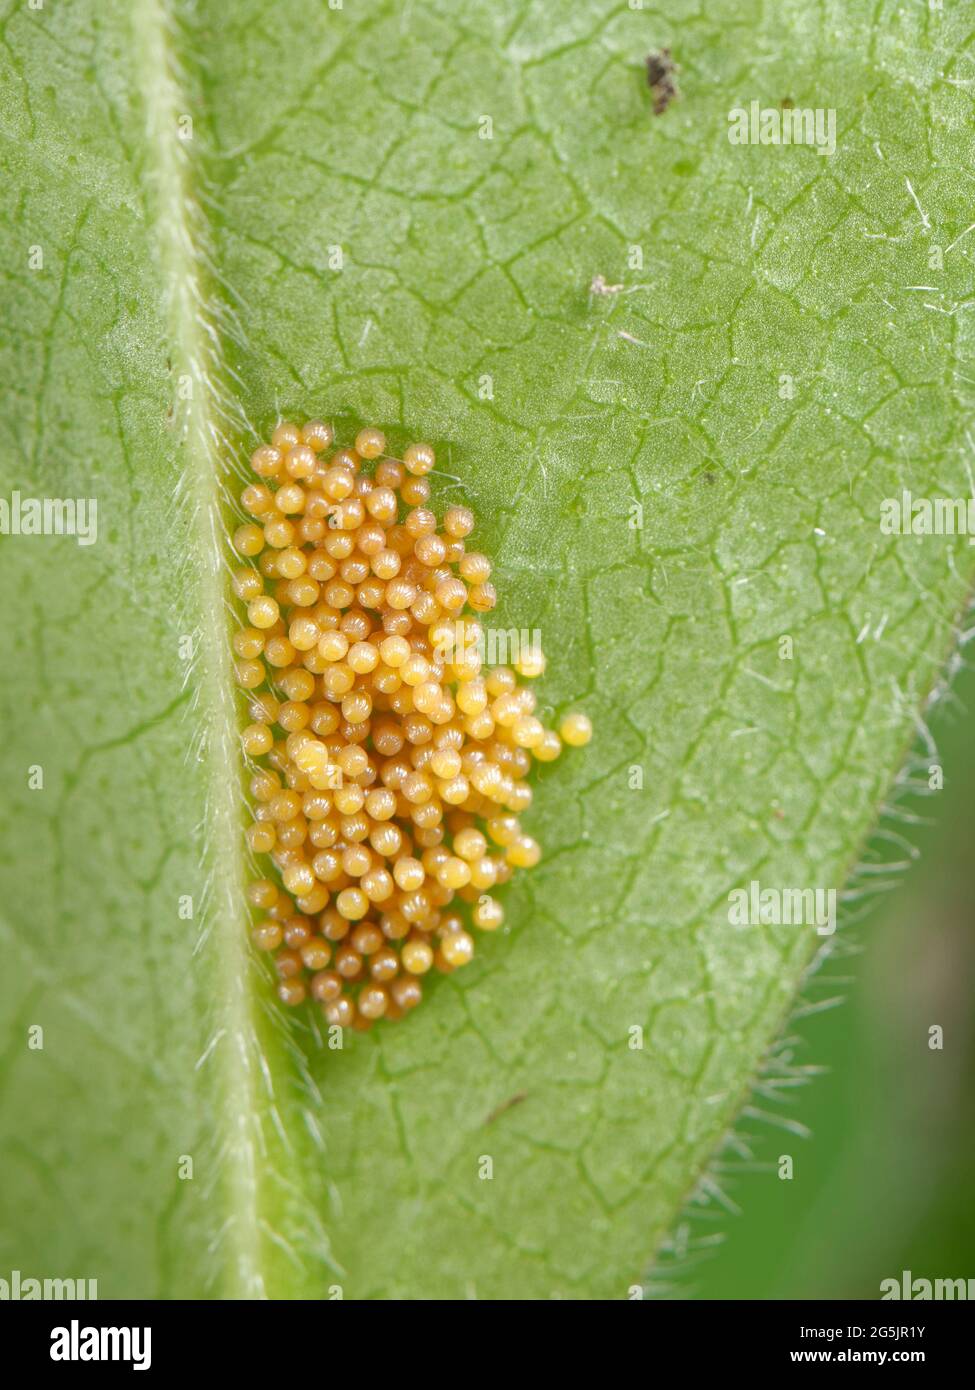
[2,0,973,1299]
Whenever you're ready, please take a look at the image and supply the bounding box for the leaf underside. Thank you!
[1,0,974,1298]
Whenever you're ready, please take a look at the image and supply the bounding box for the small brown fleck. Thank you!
[486,1091,528,1125]
[645,48,679,116]
[781,96,795,109]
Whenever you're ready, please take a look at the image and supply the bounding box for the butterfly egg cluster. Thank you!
[233,420,593,1031]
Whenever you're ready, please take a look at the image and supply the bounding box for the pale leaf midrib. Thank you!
[135,0,264,1298]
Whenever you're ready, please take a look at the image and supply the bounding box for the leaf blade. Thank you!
[2,0,974,1299]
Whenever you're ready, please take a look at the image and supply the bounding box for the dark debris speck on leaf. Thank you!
[645,48,679,116]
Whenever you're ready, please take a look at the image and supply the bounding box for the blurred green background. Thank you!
[679,653,975,1299]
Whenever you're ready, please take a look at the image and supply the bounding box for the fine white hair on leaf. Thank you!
[643,594,975,1299]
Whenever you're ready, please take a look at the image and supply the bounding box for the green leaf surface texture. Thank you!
[1,0,972,1298]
